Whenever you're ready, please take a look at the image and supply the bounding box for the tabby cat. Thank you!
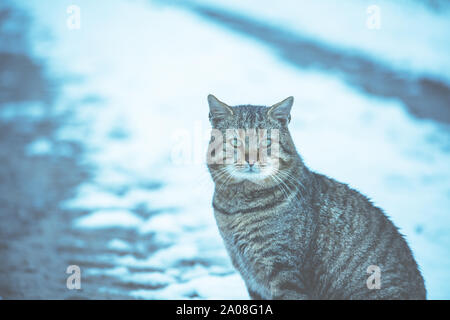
[206,94,426,300]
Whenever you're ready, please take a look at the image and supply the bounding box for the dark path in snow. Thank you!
[0,4,150,299]
[177,1,450,125]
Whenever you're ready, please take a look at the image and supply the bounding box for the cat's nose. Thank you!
[247,159,256,167]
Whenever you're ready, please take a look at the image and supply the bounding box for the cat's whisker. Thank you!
[270,173,291,201]
[217,167,236,194]
[213,167,232,184]
[276,170,304,202]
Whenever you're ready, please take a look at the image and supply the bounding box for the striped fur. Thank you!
[206,95,426,300]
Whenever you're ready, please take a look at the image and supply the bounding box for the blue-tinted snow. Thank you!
[14,0,450,299]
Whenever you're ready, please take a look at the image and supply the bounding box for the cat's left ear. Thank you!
[268,96,293,125]
[208,94,234,123]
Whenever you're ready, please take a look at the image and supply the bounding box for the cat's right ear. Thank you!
[268,96,293,125]
[208,94,233,123]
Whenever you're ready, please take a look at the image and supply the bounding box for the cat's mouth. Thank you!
[241,164,261,174]
[246,166,259,173]
[226,163,274,181]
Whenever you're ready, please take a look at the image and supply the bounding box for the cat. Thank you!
[206,94,426,300]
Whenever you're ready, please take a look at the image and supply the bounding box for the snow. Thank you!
[74,210,143,229]
[25,138,53,156]
[190,0,450,82]
[107,239,132,251]
[15,0,450,299]
[130,273,248,300]
[0,102,46,120]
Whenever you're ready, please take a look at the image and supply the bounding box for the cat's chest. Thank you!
[216,209,285,270]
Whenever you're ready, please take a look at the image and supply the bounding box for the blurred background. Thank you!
[0,0,449,299]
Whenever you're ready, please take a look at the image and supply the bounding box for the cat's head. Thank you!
[206,94,298,187]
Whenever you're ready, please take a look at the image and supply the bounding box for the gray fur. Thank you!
[206,94,426,300]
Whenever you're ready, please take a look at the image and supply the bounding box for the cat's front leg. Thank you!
[268,275,310,300]
[271,289,309,300]
[247,288,264,300]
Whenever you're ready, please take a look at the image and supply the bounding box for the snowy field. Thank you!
[5,0,450,299]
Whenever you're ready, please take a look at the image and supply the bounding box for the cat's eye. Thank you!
[229,138,242,147]
[260,138,272,147]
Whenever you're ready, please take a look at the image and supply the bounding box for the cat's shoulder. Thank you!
[310,171,383,216]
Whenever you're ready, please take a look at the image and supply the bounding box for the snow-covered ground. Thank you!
[13,0,450,299]
[190,0,450,82]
